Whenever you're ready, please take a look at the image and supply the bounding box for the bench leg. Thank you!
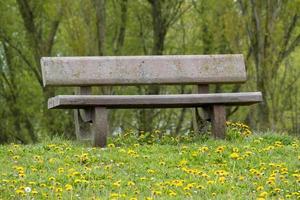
[74,109,92,140]
[92,107,108,147]
[211,105,226,139]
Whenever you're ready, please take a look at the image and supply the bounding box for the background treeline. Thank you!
[0,0,299,144]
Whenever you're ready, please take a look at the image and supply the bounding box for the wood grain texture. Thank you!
[41,54,247,86]
[48,92,262,109]
[92,107,108,147]
[211,105,226,139]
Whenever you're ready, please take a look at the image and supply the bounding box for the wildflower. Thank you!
[168,190,177,196]
[259,191,268,198]
[65,184,73,191]
[16,189,25,195]
[113,180,121,187]
[159,161,165,166]
[55,187,63,193]
[107,143,115,148]
[127,181,135,186]
[32,190,38,195]
[185,192,192,196]
[230,152,240,160]
[273,188,281,193]
[196,185,205,189]
[179,160,187,166]
[57,168,64,173]
[38,183,46,187]
[13,156,20,160]
[192,151,198,157]
[110,193,119,198]
[24,187,31,193]
[147,169,155,174]
[127,149,138,157]
[218,176,226,184]
[256,186,264,191]
[215,146,225,153]
[153,190,162,195]
[285,194,292,198]
[74,179,81,184]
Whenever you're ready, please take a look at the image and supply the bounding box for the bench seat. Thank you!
[48,92,262,109]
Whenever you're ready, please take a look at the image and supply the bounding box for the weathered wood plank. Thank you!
[92,107,108,147]
[48,92,262,109]
[211,105,226,139]
[41,54,246,86]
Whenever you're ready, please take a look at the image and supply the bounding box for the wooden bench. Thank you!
[41,54,262,147]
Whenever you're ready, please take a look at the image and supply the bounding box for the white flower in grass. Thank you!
[24,187,31,193]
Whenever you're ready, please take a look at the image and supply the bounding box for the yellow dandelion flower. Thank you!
[218,176,226,184]
[113,180,121,187]
[159,161,165,166]
[256,186,264,191]
[196,185,205,189]
[273,188,281,193]
[16,189,25,195]
[230,152,240,160]
[259,191,268,198]
[65,184,73,191]
[168,190,177,196]
[55,187,63,193]
[107,143,115,148]
[239,176,245,181]
[110,193,119,198]
[147,169,155,174]
[153,190,162,195]
[127,181,135,186]
[32,190,38,195]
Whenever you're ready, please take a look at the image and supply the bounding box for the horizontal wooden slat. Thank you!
[41,54,246,86]
[48,92,262,109]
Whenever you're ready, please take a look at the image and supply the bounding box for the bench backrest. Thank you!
[41,54,246,86]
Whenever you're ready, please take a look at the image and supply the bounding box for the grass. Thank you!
[0,126,299,199]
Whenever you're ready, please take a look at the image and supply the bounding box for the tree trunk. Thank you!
[94,0,106,56]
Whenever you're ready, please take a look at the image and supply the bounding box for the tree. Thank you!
[238,0,300,129]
